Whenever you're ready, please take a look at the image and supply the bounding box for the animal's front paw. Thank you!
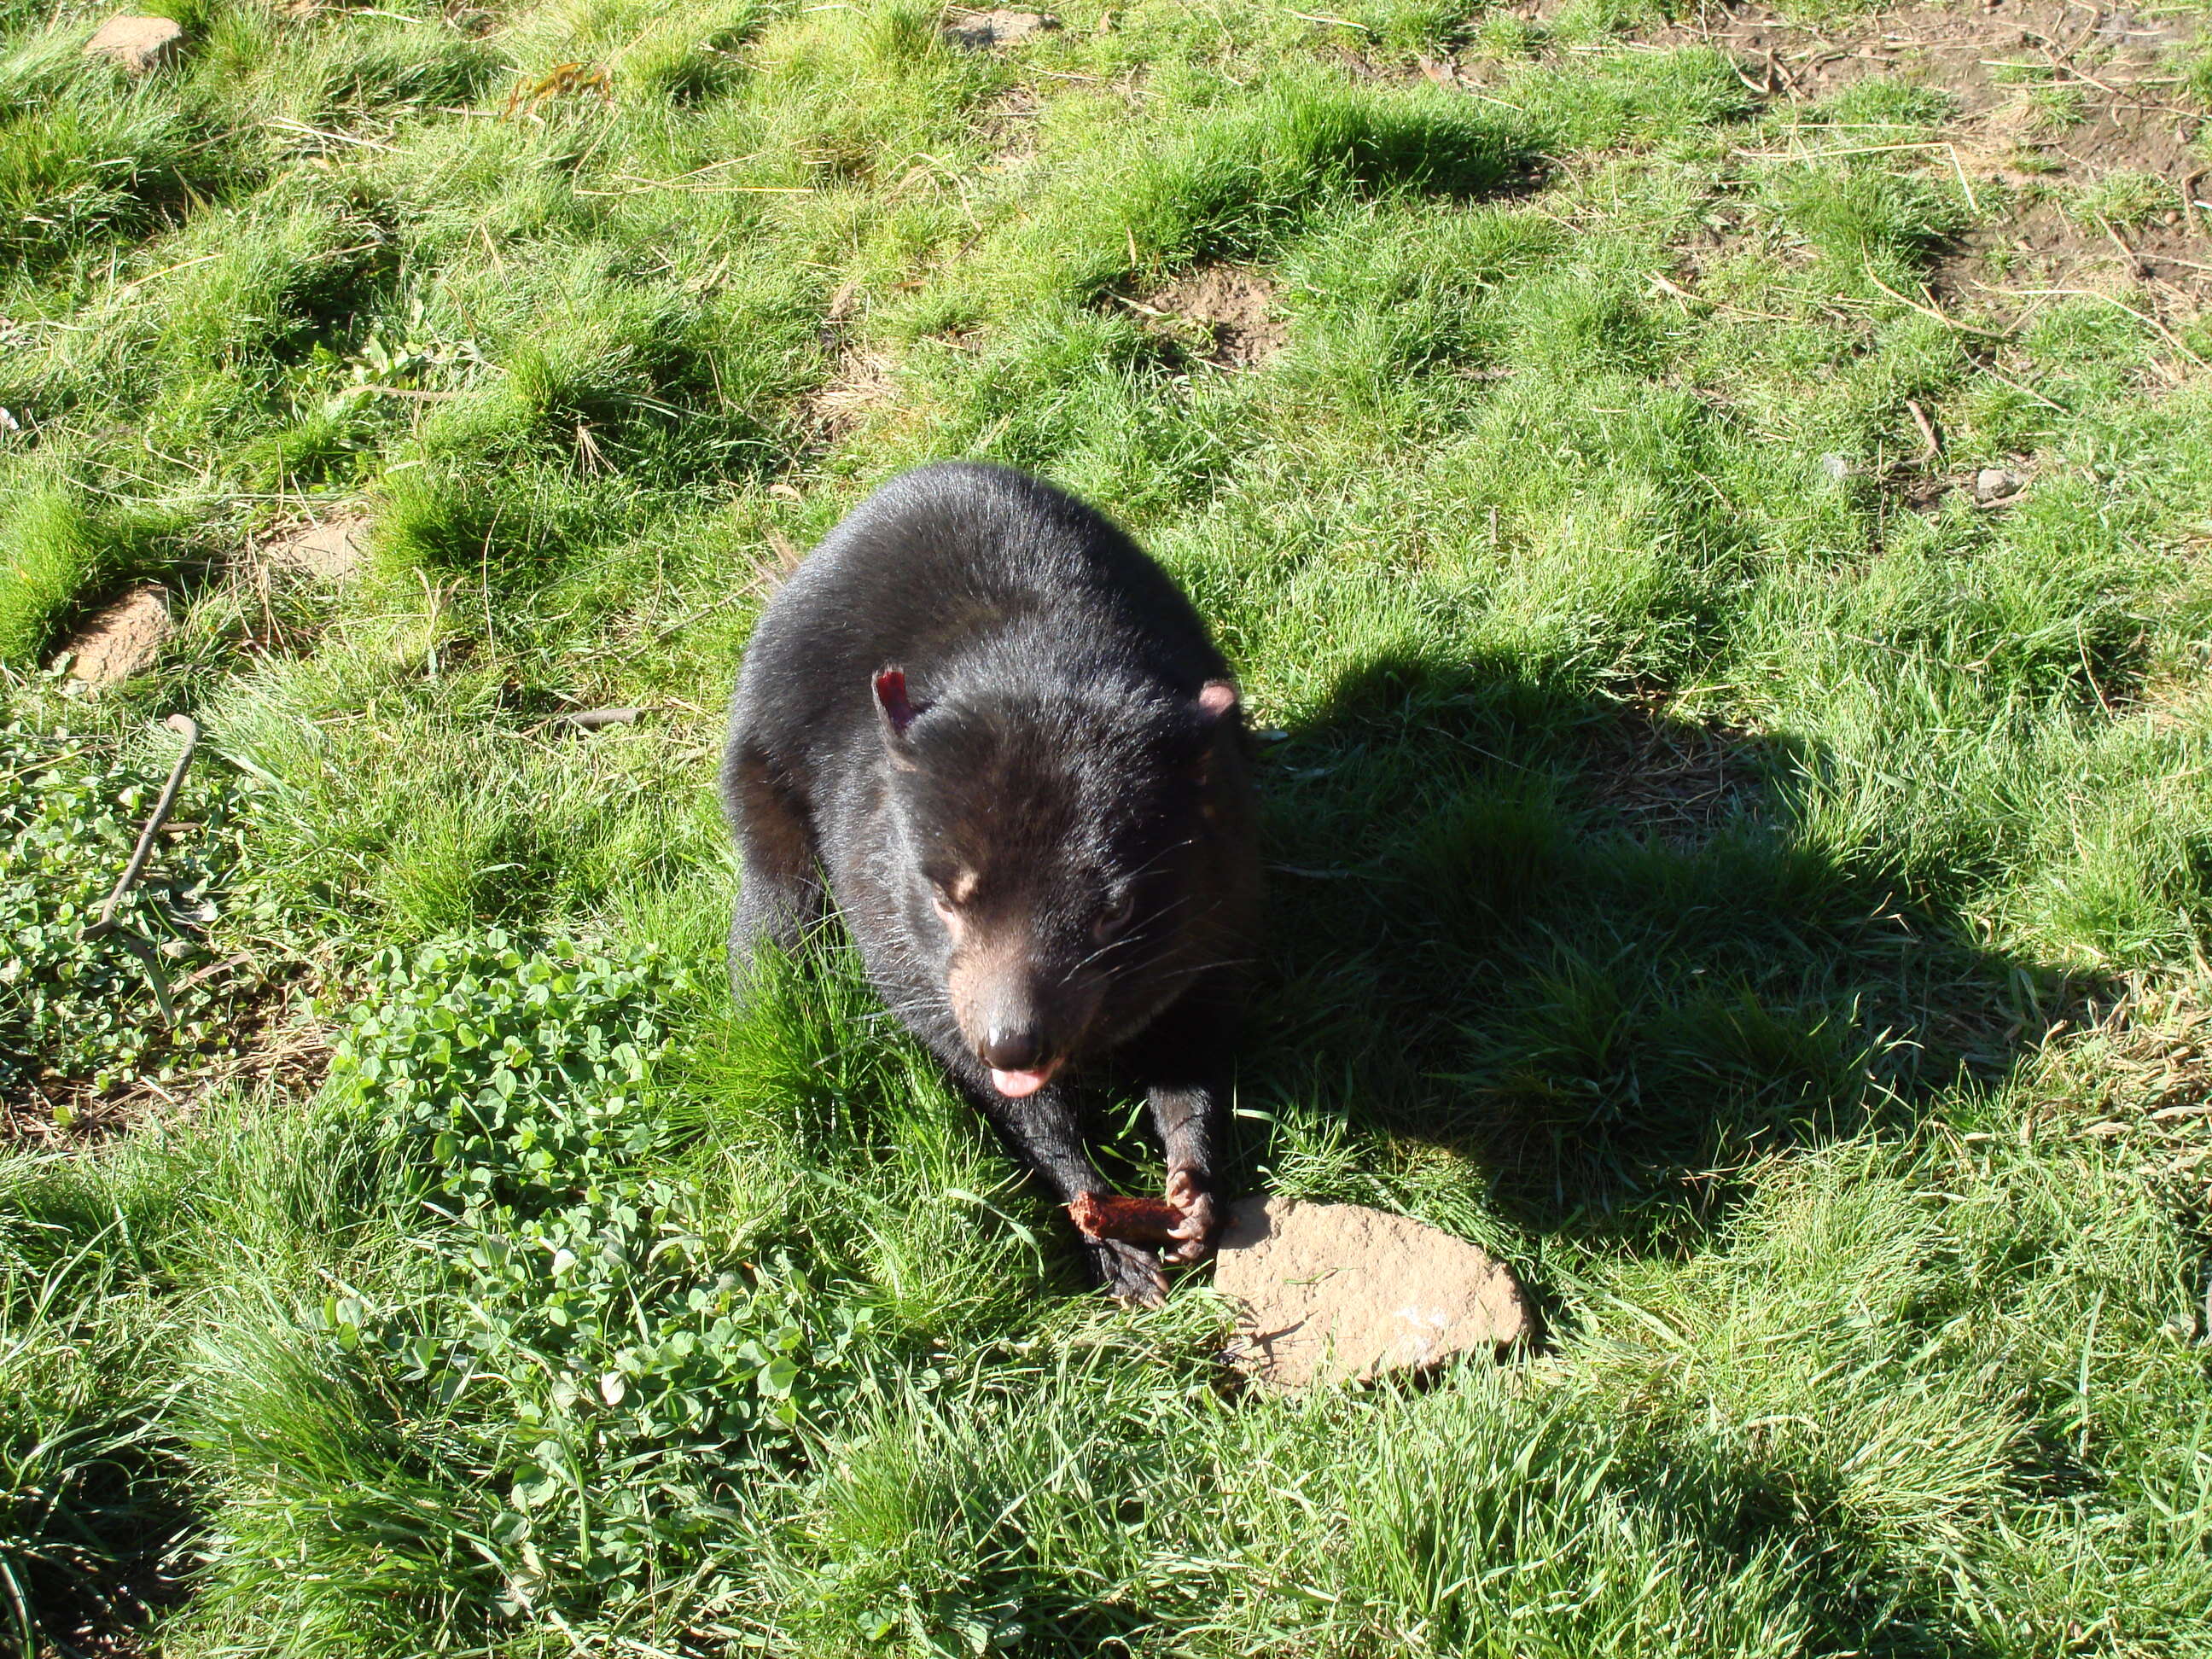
[1087,1237,1169,1307]
[1162,1167,1220,1265]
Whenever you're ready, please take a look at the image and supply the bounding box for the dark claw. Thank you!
[1163,1167,1221,1266]
[1089,1237,1168,1307]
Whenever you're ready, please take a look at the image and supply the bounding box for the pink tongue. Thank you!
[990,1068,1053,1098]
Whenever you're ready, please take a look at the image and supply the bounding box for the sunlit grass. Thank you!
[3,0,2211,1652]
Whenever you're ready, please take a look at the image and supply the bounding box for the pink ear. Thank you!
[1196,680,1238,721]
[874,668,917,735]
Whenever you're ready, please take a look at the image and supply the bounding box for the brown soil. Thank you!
[260,511,371,580]
[82,14,183,74]
[1567,0,2195,120]
[1131,265,1288,368]
[1489,3,2209,321]
[59,585,171,687]
[1879,451,2034,511]
[37,1559,189,1659]
[1587,693,1769,843]
[943,9,1060,50]
[3,969,329,1147]
[1932,201,2209,326]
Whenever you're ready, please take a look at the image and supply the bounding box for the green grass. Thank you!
[3,0,2212,1652]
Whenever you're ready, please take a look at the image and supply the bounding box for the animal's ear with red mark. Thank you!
[874,667,923,765]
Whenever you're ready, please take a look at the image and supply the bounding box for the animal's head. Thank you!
[872,665,1240,1097]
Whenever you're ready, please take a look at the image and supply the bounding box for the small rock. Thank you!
[83,15,183,73]
[1974,467,2023,504]
[1214,1196,1530,1388]
[61,585,171,687]
[944,9,1061,49]
[547,706,641,733]
[264,514,370,580]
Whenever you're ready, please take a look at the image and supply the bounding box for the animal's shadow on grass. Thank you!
[1241,648,2087,1251]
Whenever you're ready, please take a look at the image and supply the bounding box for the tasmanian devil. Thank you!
[719,461,1259,1304]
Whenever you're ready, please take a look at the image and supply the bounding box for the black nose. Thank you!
[978,1027,1044,1070]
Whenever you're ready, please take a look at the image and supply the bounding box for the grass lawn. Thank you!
[6,0,2212,1651]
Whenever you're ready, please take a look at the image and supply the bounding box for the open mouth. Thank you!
[988,1058,1062,1098]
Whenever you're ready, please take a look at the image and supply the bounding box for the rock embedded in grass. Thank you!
[1214,1195,1529,1388]
[1974,467,2024,504]
[60,585,171,688]
[263,515,370,581]
[944,9,1060,49]
[83,14,183,73]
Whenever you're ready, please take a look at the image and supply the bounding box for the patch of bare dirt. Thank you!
[58,585,171,687]
[3,972,331,1146]
[259,511,371,580]
[83,13,183,74]
[32,1551,192,1659]
[943,8,1060,50]
[1492,4,2209,325]
[1512,0,2195,128]
[1875,449,2035,512]
[1931,202,2210,335]
[1215,1195,1532,1388]
[1587,692,1769,843]
[1127,266,1288,368]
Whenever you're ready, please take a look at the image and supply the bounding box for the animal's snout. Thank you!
[947,945,1094,1098]
[975,1019,1064,1097]
[979,1026,1045,1072]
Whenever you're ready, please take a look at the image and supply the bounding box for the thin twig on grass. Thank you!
[88,717,200,939]
[263,118,396,152]
[82,715,201,1023]
[1647,272,1798,323]
[1906,399,1942,459]
[1862,266,2014,341]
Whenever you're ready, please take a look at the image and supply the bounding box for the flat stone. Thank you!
[1974,467,2023,503]
[944,9,1060,49]
[61,586,171,687]
[264,514,370,580]
[84,15,183,73]
[1214,1196,1530,1388]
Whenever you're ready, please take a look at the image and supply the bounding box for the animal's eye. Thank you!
[929,888,958,924]
[1093,889,1137,940]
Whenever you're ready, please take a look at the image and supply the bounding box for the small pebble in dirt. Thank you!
[1974,467,2023,504]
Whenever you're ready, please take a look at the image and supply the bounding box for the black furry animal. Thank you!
[719,463,1260,1303]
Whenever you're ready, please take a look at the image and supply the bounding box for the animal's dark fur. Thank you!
[719,462,1259,1302]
